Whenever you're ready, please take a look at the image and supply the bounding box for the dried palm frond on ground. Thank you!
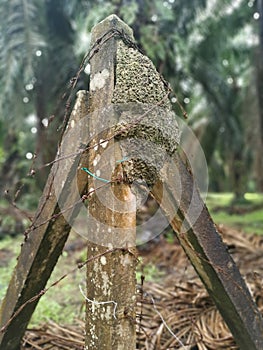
[22,226,263,349]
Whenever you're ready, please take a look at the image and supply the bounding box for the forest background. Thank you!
[1,0,263,216]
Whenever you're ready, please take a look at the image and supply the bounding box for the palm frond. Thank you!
[0,0,46,96]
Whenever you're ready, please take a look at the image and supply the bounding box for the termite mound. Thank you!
[112,41,180,186]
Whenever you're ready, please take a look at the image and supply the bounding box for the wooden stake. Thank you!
[84,15,137,349]
[151,154,263,350]
[0,90,89,350]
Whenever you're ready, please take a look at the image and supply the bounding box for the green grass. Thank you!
[205,192,234,207]
[136,258,164,282]
[0,235,86,327]
[205,193,263,235]
[0,236,21,300]
[29,252,86,326]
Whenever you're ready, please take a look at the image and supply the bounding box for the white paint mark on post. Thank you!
[100,256,107,265]
[100,139,108,148]
[90,69,110,91]
[93,154,101,167]
[120,254,131,267]
[70,120,75,128]
[79,284,117,319]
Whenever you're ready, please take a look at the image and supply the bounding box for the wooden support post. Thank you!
[84,15,137,350]
[0,90,90,350]
[151,155,263,350]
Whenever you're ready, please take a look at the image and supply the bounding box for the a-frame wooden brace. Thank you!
[1,15,263,350]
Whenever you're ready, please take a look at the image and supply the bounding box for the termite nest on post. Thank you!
[112,41,180,187]
[114,106,179,186]
[112,41,171,109]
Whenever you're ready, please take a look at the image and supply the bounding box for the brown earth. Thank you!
[21,225,263,349]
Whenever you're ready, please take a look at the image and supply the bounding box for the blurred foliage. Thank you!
[0,0,262,234]
[206,192,263,234]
